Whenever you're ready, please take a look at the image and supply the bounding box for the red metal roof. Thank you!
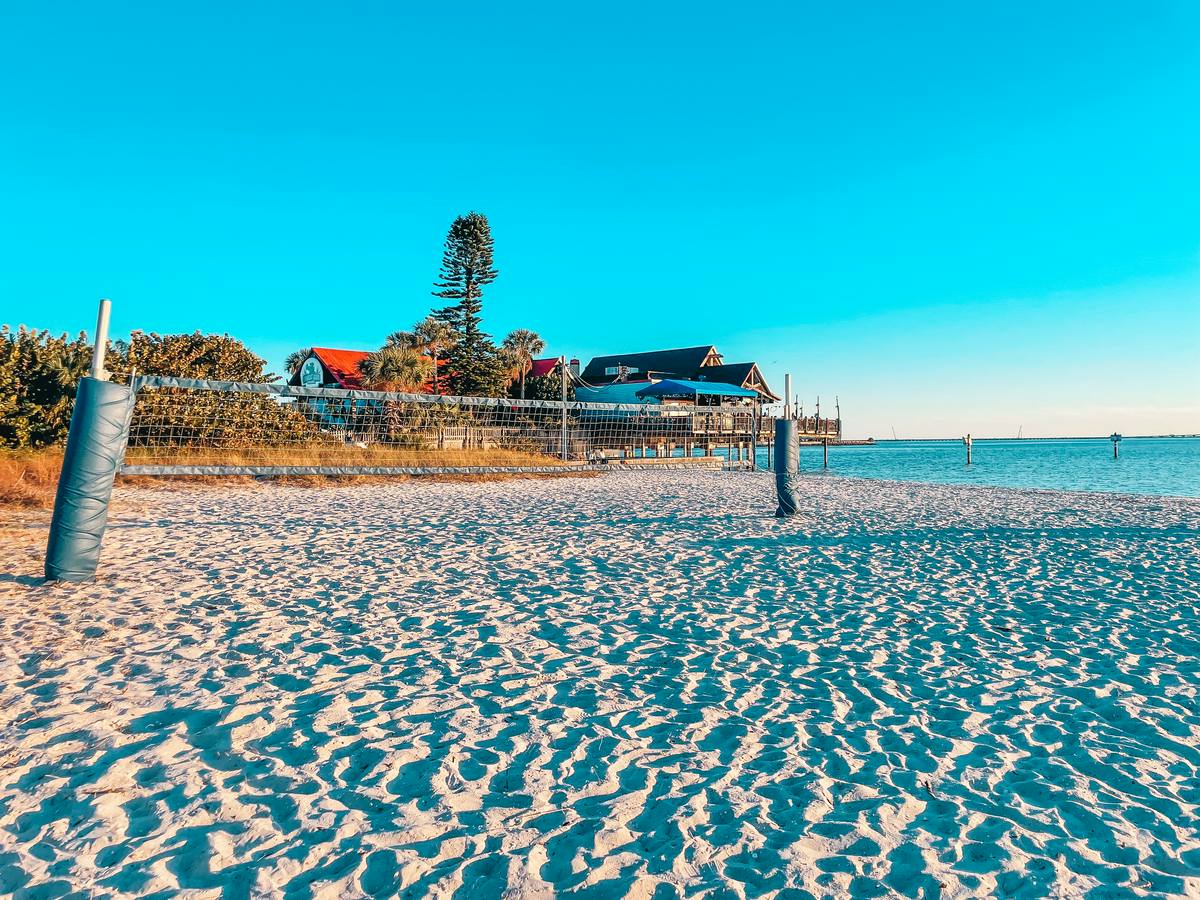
[297,346,443,391]
[529,357,559,378]
[311,347,371,388]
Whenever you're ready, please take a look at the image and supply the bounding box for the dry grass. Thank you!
[0,449,62,509]
[0,446,595,514]
[123,445,571,469]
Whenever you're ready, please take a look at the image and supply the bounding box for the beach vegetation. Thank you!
[0,447,63,507]
[384,317,456,394]
[114,332,332,451]
[110,331,279,383]
[359,346,436,440]
[284,347,313,375]
[524,361,574,401]
[501,328,546,399]
[0,326,94,449]
[359,346,434,393]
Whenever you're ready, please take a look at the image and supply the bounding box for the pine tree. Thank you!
[432,212,507,396]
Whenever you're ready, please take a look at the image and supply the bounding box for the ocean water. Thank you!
[754,437,1200,498]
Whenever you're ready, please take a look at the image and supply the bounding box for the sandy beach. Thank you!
[1,470,1198,897]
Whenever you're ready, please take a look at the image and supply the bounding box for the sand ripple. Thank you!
[1,472,1198,897]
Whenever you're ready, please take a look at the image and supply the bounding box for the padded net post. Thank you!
[774,418,800,517]
[44,377,134,582]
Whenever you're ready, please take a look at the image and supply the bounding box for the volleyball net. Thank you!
[119,376,768,475]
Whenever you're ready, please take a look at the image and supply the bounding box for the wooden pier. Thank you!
[573,408,841,467]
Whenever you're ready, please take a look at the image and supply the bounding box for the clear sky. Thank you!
[2,1,1198,438]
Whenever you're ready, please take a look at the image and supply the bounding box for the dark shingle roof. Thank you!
[700,362,754,385]
[581,346,718,381]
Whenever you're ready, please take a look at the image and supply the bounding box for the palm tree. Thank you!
[501,329,546,399]
[384,331,418,350]
[359,346,433,392]
[385,319,457,395]
[496,345,522,394]
[358,346,435,443]
[284,348,312,376]
[411,317,457,395]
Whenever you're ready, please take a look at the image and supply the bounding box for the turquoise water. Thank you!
[754,437,1200,497]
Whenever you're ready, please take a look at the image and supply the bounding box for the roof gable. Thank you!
[288,347,369,388]
[700,362,779,401]
[529,357,559,378]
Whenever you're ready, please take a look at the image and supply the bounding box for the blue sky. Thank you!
[2,1,1197,437]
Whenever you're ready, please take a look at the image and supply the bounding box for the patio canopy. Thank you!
[635,379,759,399]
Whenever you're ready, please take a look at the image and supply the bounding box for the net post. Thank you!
[559,355,568,462]
[45,300,134,582]
[774,417,799,517]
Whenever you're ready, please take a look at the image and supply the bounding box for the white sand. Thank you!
[1,471,1198,898]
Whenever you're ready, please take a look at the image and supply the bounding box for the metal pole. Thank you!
[750,404,758,471]
[560,355,568,462]
[784,373,792,420]
[823,437,829,468]
[964,433,973,465]
[90,298,112,381]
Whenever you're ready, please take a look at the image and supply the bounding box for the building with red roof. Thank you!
[289,347,441,392]
[290,347,371,389]
[528,357,562,379]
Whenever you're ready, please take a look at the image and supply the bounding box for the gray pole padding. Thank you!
[44,377,134,582]
[774,417,800,517]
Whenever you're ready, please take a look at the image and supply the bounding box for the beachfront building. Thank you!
[286,346,443,436]
[289,347,371,389]
[576,345,779,405]
[288,347,443,393]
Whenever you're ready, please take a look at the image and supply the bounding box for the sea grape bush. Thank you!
[0,326,93,449]
[0,327,318,450]
[115,332,325,451]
